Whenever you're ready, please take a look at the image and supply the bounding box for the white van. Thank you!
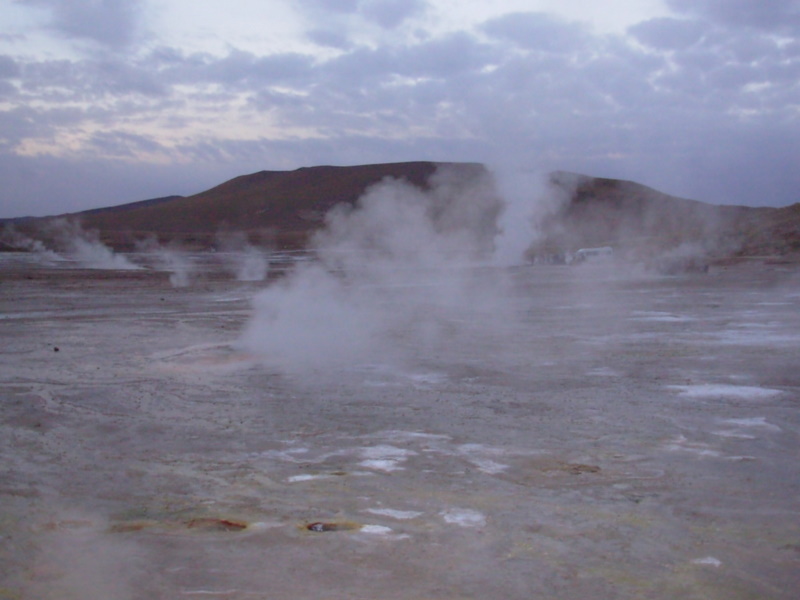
[571,246,613,264]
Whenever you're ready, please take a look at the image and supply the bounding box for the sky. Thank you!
[0,0,798,217]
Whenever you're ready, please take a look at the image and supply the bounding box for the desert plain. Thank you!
[1,252,799,599]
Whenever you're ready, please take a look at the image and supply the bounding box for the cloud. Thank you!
[628,17,708,49]
[481,12,589,54]
[304,0,361,14]
[17,55,167,103]
[0,55,21,78]
[302,0,426,27]
[633,21,797,99]
[0,109,35,150]
[312,31,497,93]
[306,28,353,50]
[1,4,799,217]
[359,0,427,28]
[666,0,800,35]
[85,130,167,159]
[300,0,428,50]
[15,0,147,49]
[0,56,20,100]
[204,51,316,87]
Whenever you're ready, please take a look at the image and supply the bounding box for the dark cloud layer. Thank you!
[667,0,800,35]
[628,17,709,49]
[1,1,798,217]
[15,0,147,49]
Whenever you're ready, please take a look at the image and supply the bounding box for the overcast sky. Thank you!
[1,0,798,217]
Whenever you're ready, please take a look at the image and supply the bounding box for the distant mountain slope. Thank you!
[76,195,185,216]
[76,161,474,248]
[3,161,798,259]
[534,172,799,260]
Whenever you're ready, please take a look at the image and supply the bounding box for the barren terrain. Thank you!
[1,254,799,599]
[4,163,799,260]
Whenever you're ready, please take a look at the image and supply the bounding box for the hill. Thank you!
[2,161,798,261]
[534,172,800,264]
[7,162,462,250]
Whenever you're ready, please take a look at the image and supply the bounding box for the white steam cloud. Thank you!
[215,231,270,281]
[61,227,139,270]
[1,224,63,261]
[239,166,537,375]
[490,167,562,266]
[135,236,194,287]
[30,219,139,269]
[164,251,193,287]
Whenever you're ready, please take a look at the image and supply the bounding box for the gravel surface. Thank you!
[1,253,799,599]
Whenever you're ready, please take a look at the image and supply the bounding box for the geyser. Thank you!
[215,231,270,282]
[239,165,538,374]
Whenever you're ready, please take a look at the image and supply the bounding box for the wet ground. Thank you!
[1,254,799,599]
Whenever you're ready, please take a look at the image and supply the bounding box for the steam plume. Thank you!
[1,224,63,261]
[239,165,527,374]
[135,236,193,287]
[44,219,139,270]
[215,231,270,281]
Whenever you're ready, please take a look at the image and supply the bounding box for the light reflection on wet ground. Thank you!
[1,255,799,599]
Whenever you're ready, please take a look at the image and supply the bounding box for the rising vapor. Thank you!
[239,165,541,374]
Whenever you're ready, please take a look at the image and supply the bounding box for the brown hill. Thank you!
[77,161,466,249]
[532,172,800,263]
[3,161,798,260]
